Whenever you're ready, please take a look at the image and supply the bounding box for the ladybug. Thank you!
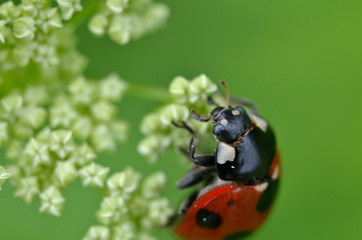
[172,81,280,240]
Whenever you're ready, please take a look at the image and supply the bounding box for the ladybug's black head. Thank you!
[211,106,252,144]
[191,81,253,144]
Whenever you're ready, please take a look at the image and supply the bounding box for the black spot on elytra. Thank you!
[225,232,251,240]
[228,198,235,207]
[196,208,222,229]
[256,178,279,212]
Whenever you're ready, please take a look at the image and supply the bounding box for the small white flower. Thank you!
[20,106,47,129]
[88,14,108,36]
[142,172,166,198]
[91,101,115,122]
[128,196,147,217]
[169,76,189,103]
[0,2,20,22]
[113,222,136,240]
[107,168,140,199]
[24,86,48,106]
[36,8,63,33]
[106,0,129,13]
[53,161,78,187]
[79,162,109,188]
[69,76,95,104]
[97,196,128,225]
[138,135,170,162]
[160,104,189,125]
[24,138,51,166]
[13,16,35,39]
[91,124,116,152]
[83,225,110,240]
[0,165,11,190]
[13,122,33,140]
[35,127,52,143]
[15,177,39,203]
[70,143,96,166]
[108,15,131,45]
[99,73,128,101]
[140,113,163,135]
[39,186,65,216]
[142,198,173,230]
[50,103,77,128]
[188,74,217,103]
[56,0,83,20]
[50,130,74,159]
[71,117,92,140]
[1,94,23,114]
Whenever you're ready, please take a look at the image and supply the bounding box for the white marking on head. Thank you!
[232,109,240,116]
[254,182,269,193]
[220,119,228,126]
[250,114,268,132]
[217,143,235,164]
[271,166,280,180]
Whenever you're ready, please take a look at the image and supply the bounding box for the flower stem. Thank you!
[68,0,99,29]
[126,83,170,102]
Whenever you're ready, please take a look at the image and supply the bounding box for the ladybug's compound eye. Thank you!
[196,208,222,229]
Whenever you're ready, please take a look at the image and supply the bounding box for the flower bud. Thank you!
[89,14,108,36]
[160,104,189,125]
[0,165,10,190]
[13,16,35,39]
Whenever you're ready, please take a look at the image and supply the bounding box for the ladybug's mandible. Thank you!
[173,81,280,240]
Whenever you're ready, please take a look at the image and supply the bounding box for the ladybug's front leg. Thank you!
[188,131,215,167]
[172,121,216,167]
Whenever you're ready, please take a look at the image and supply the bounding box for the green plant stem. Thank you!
[126,83,170,102]
[68,0,99,29]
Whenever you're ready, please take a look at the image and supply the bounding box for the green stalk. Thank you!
[126,83,170,102]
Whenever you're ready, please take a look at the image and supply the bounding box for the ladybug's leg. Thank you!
[188,133,215,167]
[179,190,199,213]
[172,121,216,167]
[177,166,213,189]
[229,97,259,115]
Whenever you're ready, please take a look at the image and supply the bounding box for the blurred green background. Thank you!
[1,0,362,239]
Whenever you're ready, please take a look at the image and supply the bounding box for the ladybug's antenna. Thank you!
[221,80,231,108]
[191,109,215,121]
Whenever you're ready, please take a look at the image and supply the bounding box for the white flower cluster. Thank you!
[138,74,218,161]
[0,1,173,238]
[83,169,173,240]
[88,0,169,45]
[0,74,128,215]
[0,1,86,83]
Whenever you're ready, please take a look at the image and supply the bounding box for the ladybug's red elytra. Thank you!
[172,81,280,240]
